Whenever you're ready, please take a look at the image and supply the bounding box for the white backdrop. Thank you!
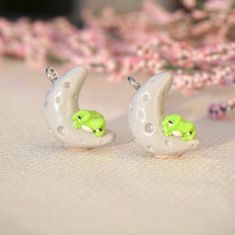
[0,60,235,235]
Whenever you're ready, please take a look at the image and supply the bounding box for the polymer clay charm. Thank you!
[127,73,199,158]
[44,66,115,149]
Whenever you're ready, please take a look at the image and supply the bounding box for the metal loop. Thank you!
[127,76,141,90]
[46,66,59,82]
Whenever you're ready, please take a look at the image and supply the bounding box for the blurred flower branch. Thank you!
[0,0,235,119]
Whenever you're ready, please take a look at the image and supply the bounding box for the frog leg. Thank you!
[191,129,196,139]
[72,113,81,128]
[88,118,106,137]
[162,119,169,136]
[181,129,196,141]
[162,125,171,136]
[181,135,188,141]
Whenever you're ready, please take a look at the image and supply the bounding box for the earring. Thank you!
[44,66,115,149]
[127,73,200,158]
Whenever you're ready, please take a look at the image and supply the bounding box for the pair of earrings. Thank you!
[44,66,199,158]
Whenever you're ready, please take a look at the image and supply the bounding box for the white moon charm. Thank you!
[44,66,115,148]
[128,73,199,157]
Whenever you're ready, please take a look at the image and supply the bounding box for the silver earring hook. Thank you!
[46,66,59,82]
[128,76,141,90]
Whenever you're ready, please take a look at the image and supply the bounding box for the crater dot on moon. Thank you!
[55,96,62,104]
[138,110,145,122]
[64,81,72,88]
[57,126,65,135]
[142,93,150,101]
[144,122,155,134]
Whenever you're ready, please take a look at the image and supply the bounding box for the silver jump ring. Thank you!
[128,76,141,90]
[46,66,59,82]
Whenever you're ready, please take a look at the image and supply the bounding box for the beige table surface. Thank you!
[0,60,235,235]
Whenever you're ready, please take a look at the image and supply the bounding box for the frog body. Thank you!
[72,109,106,137]
[162,114,196,141]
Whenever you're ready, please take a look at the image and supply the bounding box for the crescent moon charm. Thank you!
[128,73,199,157]
[44,66,115,148]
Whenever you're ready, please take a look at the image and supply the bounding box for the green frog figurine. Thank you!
[162,114,196,141]
[72,109,106,137]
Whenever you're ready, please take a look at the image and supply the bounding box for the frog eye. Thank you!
[96,128,103,132]
[187,131,193,135]
[77,116,81,120]
[168,120,173,124]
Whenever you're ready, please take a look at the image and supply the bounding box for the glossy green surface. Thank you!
[72,109,106,137]
[162,114,196,141]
